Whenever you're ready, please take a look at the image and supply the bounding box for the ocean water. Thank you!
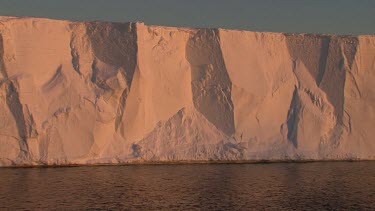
[0,162,374,210]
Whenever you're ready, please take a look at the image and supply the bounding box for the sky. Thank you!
[0,0,374,35]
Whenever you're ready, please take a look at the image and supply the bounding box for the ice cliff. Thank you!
[0,16,374,166]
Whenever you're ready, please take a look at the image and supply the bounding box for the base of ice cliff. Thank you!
[0,16,374,166]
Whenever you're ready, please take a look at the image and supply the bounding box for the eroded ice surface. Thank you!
[0,16,374,166]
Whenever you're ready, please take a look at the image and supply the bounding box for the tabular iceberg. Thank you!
[0,16,374,166]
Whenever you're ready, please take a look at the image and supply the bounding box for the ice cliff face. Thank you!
[0,16,374,166]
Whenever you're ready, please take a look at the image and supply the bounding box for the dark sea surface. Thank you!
[0,162,374,210]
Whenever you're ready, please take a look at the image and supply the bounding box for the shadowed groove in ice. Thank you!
[186,29,235,136]
[85,21,138,131]
[286,35,359,125]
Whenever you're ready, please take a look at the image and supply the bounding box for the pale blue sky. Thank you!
[0,0,374,35]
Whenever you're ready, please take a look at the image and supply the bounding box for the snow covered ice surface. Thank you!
[0,16,374,166]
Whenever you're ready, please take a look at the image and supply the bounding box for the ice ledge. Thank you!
[0,15,373,37]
